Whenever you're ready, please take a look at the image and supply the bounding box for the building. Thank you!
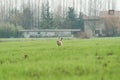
[19,29,80,38]
[100,10,120,17]
[19,10,120,38]
[84,10,120,37]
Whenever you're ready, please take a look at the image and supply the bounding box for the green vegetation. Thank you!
[0,22,23,38]
[0,38,120,80]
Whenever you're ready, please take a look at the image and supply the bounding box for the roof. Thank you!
[100,10,120,17]
[18,29,81,32]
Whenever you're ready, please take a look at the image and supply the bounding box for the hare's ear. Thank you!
[61,37,63,40]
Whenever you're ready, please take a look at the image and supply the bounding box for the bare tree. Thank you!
[103,16,120,36]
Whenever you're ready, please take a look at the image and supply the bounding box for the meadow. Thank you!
[0,37,120,80]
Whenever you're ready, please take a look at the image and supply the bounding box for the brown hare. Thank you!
[57,38,63,46]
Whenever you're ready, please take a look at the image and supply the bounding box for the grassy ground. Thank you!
[0,37,120,80]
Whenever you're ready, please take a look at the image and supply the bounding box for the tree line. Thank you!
[0,1,84,38]
[0,0,119,38]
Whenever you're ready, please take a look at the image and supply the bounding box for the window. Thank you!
[95,30,100,34]
[38,32,40,34]
[108,10,114,15]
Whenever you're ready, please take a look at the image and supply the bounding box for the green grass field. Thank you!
[0,38,120,80]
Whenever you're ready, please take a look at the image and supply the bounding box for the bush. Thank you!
[0,22,23,38]
[74,32,90,39]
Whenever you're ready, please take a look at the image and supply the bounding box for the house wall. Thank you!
[22,31,72,38]
[84,19,106,37]
[100,11,120,17]
[23,32,38,38]
[84,21,93,37]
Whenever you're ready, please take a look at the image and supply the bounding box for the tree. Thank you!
[7,8,22,26]
[53,5,63,29]
[63,7,77,29]
[40,2,54,29]
[22,7,34,29]
[103,16,120,36]
[78,12,84,31]
[0,22,23,38]
[63,7,84,29]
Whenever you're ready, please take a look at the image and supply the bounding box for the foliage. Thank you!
[103,16,120,36]
[63,7,84,30]
[7,8,21,26]
[40,2,54,29]
[2,5,85,32]
[0,22,23,38]
[78,12,84,31]
[7,7,34,29]
[53,6,63,29]
[22,7,34,29]
[63,7,77,29]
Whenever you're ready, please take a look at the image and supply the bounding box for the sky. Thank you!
[50,0,120,11]
[1,0,120,12]
[116,0,120,10]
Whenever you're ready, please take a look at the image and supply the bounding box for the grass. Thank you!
[0,37,120,80]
